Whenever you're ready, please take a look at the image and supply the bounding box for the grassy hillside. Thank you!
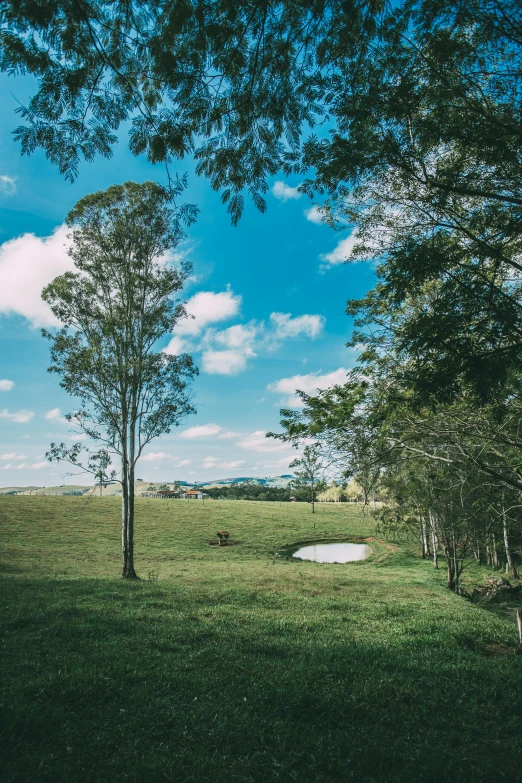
[1,497,522,781]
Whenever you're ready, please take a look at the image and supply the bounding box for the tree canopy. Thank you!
[3,0,522,397]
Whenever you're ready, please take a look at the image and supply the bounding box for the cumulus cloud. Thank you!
[0,175,16,196]
[173,459,190,467]
[268,367,348,407]
[202,351,248,375]
[202,349,250,375]
[165,285,325,376]
[2,460,48,470]
[236,431,296,454]
[0,379,14,391]
[0,408,34,423]
[198,314,325,374]
[200,322,258,375]
[44,407,70,425]
[319,231,360,267]
[177,289,241,336]
[272,181,302,202]
[180,423,223,439]
[1,452,27,460]
[162,335,186,356]
[202,456,245,470]
[270,312,325,340]
[163,288,242,356]
[0,225,75,327]
[304,206,325,224]
[141,451,174,462]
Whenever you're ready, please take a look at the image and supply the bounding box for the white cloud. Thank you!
[212,323,257,350]
[173,459,190,467]
[270,312,325,340]
[0,408,34,423]
[220,460,245,470]
[268,367,348,408]
[2,460,48,470]
[0,175,16,196]
[163,288,243,359]
[201,322,258,374]
[304,206,325,224]
[177,289,241,337]
[202,349,249,375]
[0,225,75,327]
[162,335,186,356]
[141,451,174,462]
[44,407,70,425]
[0,379,14,391]
[319,230,360,267]
[272,181,302,202]
[202,456,245,470]
[1,452,27,460]
[236,431,296,454]
[217,429,242,439]
[180,423,223,439]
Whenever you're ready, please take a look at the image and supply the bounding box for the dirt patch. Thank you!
[372,537,398,552]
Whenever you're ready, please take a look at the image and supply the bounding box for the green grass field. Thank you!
[1,497,522,782]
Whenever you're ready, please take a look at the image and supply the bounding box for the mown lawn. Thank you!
[1,497,521,782]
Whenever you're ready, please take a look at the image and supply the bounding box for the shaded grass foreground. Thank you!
[1,497,522,782]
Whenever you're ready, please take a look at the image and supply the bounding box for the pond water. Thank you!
[291,542,372,563]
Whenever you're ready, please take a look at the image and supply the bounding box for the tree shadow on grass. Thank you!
[1,576,522,783]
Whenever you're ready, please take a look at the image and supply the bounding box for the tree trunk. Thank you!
[502,503,519,579]
[492,533,499,569]
[453,536,459,590]
[445,553,455,590]
[428,511,438,568]
[121,446,137,579]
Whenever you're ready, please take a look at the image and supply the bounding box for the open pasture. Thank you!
[1,497,522,782]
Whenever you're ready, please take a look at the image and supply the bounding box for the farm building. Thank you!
[184,490,208,500]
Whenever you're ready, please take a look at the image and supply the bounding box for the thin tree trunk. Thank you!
[121,456,129,576]
[125,462,137,578]
[122,400,138,578]
[444,547,455,591]
[492,533,499,570]
[502,501,519,579]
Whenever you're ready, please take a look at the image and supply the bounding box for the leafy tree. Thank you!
[44,181,198,578]
[4,0,522,399]
[289,445,325,513]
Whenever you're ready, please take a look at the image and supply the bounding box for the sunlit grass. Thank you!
[1,497,521,781]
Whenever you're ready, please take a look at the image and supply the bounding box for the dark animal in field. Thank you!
[216,531,230,545]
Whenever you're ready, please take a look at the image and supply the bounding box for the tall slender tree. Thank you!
[44,181,198,578]
[289,445,325,513]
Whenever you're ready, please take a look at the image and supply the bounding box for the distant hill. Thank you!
[0,475,295,496]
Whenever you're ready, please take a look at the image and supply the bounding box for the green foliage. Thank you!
[205,481,293,502]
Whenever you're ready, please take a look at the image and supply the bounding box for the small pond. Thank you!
[291,542,372,563]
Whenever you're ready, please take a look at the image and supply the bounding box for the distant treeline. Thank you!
[206,483,294,502]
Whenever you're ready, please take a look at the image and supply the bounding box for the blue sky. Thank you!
[0,73,374,487]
